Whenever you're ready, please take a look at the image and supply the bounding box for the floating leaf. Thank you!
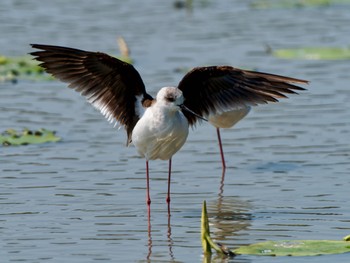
[251,0,350,9]
[201,200,350,257]
[272,47,350,60]
[234,240,350,256]
[1,128,61,146]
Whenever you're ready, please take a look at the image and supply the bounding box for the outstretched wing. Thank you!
[177,66,308,125]
[30,44,153,145]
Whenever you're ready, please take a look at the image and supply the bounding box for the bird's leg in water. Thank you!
[146,160,151,205]
[166,158,172,204]
[216,128,226,170]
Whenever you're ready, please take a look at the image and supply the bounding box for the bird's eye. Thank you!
[166,97,175,102]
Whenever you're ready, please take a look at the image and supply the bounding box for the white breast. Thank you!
[131,106,189,161]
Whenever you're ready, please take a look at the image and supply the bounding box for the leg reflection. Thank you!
[219,167,226,200]
[146,205,152,261]
[167,202,174,260]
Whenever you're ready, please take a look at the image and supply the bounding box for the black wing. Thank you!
[177,66,308,125]
[30,44,153,145]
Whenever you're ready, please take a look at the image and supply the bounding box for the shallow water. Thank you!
[1,0,350,262]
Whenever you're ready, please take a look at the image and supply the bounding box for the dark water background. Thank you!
[1,0,350,262]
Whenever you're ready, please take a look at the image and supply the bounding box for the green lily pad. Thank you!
[272,47,350,60]
[201,200,350,257]
[234,239,350,256]
[251,0,350,9]
[0,128,61,146]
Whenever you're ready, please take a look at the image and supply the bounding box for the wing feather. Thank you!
[30,44,153,145]
[178,66,308,125]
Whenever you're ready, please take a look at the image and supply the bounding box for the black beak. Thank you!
[179,104,208,122]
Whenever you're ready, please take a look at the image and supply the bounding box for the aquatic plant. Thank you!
[0,55,51,82]
[272,47,350,60]
[201,201,350,256]
[251,0,350,9]
[1,128,61,146]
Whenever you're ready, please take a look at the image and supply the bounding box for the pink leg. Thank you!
[146,160,151,205]
[166,158,172,204]
[216,128,226,170]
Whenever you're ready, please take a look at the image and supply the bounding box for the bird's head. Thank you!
[156,86,207,121]
[156,87,184,110]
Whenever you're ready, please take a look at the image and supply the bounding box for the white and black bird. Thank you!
[208,106,251,170]
[30,44,307,205]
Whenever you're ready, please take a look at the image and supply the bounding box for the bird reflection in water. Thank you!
[209,197,252,244]
[203,198,252,263]
[146,204,174,261]
[146,170,252,262]
[201,170,253,262]
[146,207,152,261]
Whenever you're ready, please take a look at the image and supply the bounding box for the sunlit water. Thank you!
[1,0,350,262]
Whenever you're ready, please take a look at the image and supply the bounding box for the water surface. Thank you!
[1,1,350,262]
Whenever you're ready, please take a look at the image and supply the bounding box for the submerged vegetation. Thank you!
[0,55,51,83]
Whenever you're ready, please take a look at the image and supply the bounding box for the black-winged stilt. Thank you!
[30,44,307,206]
[208,107,251,170]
